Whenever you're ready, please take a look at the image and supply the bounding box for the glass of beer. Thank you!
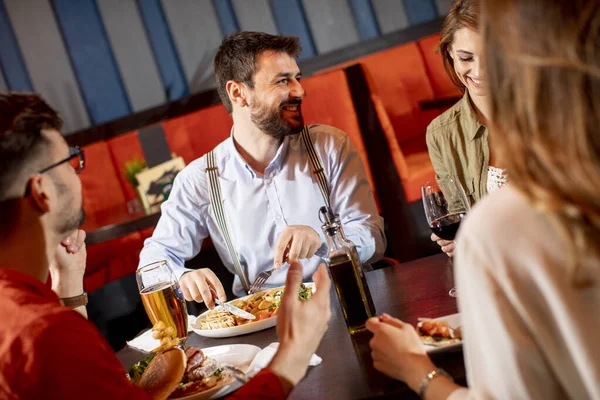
[136,260,188,347]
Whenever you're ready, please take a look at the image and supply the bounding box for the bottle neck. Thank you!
[323,225,348,253]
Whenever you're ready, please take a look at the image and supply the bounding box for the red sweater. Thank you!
[0,269,285,400]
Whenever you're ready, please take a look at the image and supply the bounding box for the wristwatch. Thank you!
[418,368,453,398]
[60,292,88,308]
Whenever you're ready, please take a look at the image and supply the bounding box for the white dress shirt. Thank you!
[448,186,600,400]
[139,124,385,296]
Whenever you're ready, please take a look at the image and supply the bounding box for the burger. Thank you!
[129,346,233,399]
[170,347,233,398]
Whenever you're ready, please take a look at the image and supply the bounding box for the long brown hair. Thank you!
[482,0,600,286]
[439,0,480,91]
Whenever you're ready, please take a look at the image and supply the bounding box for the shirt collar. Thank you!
[0,268,60,303]
[459,92,486,141]
[227,126,291,178]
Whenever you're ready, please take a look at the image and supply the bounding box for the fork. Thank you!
[248,266,279,294]
[248,244,290,294]
[221,364,249,384]
[203,360,250,384]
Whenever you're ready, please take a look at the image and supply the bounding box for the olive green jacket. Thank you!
[426,93,489,206]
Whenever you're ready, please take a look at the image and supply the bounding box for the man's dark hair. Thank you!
[214,31,301,113]
[0,93,63,200]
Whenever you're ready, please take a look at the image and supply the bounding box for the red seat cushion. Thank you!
[301,69,379,208]
[107,131,145,202]
[84,232,142,276]
[417,34,463,99]
[163,105,232,161]
[84,232,144,293]
[403,152,436,203]
[80,141,127,213]
[370,81,435,203]
[161,120,196,165]
[79,142,144,292]
[319,42,439,152]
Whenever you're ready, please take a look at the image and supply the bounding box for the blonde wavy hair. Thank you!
[482,0,600,287]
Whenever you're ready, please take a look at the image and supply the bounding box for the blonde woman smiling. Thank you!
[369,0,600,398]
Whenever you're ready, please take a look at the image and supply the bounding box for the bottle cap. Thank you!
[319,206,340,236]
[319,206,336,225]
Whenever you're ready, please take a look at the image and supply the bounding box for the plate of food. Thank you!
[417,313,462,354]
[128,344,261,400]
[191,282,315,338]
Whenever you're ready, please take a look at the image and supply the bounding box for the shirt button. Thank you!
[276,215,282,221]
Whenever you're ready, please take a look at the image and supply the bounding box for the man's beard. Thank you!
[250,99,304,140]
[57,206,86,235]
[53,178,86,235]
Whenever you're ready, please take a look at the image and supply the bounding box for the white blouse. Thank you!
[486,166,509,194]
[449,187,600,400]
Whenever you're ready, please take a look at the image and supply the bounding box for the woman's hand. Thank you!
[366,314,435,392]
[430,233,456,257]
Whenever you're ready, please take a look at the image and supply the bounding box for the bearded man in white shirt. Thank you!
[138,31,385,307]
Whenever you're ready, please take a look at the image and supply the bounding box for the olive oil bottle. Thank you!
[320,206,376,334]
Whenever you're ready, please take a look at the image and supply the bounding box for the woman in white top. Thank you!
[367,0,600,398]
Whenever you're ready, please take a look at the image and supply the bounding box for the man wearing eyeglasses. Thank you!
[0,93,333,400]
[0,92,150,398]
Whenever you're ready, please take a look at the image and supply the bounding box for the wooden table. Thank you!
[82,203,161,245]
[117,254,463,399]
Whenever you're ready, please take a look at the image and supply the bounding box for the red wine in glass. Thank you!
[421,177,470,298]
[429,212,466,241]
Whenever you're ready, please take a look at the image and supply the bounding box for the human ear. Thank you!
[27,174,51,213]
[226,80,248,108]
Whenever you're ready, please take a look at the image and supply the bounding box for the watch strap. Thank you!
[60,292,88,308]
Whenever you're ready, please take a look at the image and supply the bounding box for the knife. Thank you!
[215,298,257,320]
[210,287,256,320]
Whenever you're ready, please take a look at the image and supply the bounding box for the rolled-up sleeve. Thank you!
[325,130,386,264]
[138,165,209,280]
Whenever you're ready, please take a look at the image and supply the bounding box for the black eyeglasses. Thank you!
[39,146,85,175]
[23,146,85,197]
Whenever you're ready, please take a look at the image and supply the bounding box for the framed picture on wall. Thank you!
[136,157,186,210]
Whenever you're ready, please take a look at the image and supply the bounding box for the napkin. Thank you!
[126,315,198,352]
[247,342,322,376]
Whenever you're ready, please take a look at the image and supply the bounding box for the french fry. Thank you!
[152,330,163,339]
[153,321,166,331]
[160,336,172,345]
[151,343,168,353]
[165,326,176,338]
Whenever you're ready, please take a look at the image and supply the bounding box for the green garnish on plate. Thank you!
[127,353,155,384]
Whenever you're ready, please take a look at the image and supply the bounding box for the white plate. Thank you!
[172,344,260,400]
[421,313,463,354]
[191,283,316,339]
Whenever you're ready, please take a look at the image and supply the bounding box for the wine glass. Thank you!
[136,260,188,347]
[421,177,470,297]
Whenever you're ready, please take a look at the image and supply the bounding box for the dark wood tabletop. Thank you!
[117,254,464,399]
[82,203,161,245]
